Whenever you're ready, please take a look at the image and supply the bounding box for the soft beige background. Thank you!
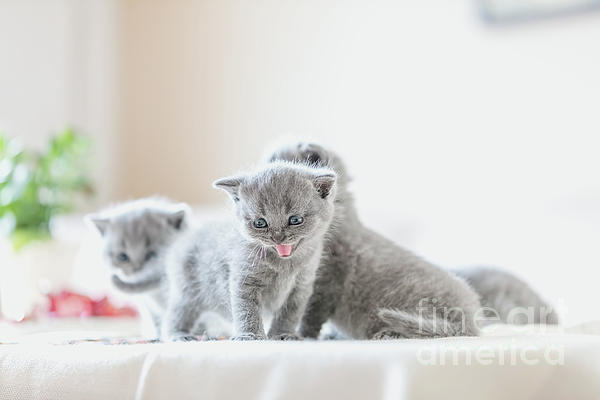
[1,0,599,325]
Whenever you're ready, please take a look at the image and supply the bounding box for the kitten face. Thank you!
[87,200,189,280]
[214,162,336,258]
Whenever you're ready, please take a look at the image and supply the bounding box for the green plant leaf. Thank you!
[0,130,94,251]
[11,228,52,251]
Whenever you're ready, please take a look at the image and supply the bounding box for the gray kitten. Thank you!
[161,162,337,341]
[269,143,482,339]
[453,266,559,325]
[87,198,190,336]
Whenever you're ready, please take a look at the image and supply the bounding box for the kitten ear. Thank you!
[85,214,110,236]
[312,172,337,199]
[267,142,327,166]
[166,205,190,230]
[213,176,244,202]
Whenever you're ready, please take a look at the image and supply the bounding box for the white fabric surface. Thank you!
[1,325,600,400]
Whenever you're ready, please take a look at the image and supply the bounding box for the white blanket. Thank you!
[1,324,599,400]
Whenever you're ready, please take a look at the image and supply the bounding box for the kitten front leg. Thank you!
[230,274,267,341]
[268,272,315,340]
[299,290,334,339]
[149,310,162,338]
[161,283,203,342]
[162,300,202,341]
[298,265,341,338]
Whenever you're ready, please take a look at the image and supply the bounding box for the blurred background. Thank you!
[0,0,598,332]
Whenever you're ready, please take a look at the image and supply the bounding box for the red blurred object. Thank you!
[48,291,93,318]
[92,296,137,317]
[47,290,137,318]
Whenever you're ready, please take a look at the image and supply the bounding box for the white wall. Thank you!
[0,0,118,205]
[0,1,70,149]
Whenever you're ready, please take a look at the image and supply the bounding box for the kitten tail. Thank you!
[375,308,478,339]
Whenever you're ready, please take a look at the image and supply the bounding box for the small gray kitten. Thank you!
[161,162,337,341]
[453,266,559,325]
[87,198,190,337]
[269,143,482,339]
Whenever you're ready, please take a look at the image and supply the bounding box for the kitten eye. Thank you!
[145,251,157,261]
[288,215,304,225]
[117,253,129,262]
[253,218,268,229]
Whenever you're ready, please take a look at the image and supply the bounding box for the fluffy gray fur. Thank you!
[453,266,559,325]
[161,162,337,341]
[268,143,482,339]
[86,198,191,336]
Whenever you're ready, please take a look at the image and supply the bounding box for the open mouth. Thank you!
[274,240,301,258]
[275,244,293,257]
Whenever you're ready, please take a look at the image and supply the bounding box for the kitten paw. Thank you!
[270,333,303,341]
[200,334,222,341]
[299,327,321,340]
[230,333,266,341]
[371,329,407,340]
[167,333,201,342]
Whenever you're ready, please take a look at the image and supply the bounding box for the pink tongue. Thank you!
[276,244,293,257]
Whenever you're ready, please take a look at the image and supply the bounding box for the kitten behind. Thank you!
[454,266,559,325]
[270,142,481,339]
[86,197,191,336]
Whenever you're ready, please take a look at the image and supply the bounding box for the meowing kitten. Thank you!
[86,198,190,337]
[269,143,482,339]
[161,162,337,341]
